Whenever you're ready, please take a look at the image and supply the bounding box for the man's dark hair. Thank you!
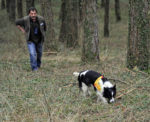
[28,7,38,14]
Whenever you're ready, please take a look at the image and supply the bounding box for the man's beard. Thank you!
[31,16,36,21]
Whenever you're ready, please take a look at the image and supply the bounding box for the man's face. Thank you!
[29,10,37,21]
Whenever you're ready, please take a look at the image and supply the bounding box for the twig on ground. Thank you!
[43,51,57,56]
[63,84,73,88]
[117,76,150,99]
[125,68,136,74]
[136,86,150,91]
[62,82,77,88]
[116,88,136,99]
[118,87,130,93]
[125,68,149,76]
[135,70,149,75]
[108,78,129,85]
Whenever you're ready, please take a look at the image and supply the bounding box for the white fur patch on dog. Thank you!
[81,82,88,97]
[96,91,107,103]
[103,81,113,88]
[80,70,89,77]
[73,72,80,77]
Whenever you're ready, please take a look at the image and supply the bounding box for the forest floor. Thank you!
[0,1,150,122]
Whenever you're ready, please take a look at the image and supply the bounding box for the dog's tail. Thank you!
[73,72,80,77]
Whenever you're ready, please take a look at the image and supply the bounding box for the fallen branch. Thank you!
[62,82,77,88]
[125,68,149,76]
[108,78,129,85]
[136,86,150,91]
[43,51,57,55]
[116,88,136,99]
[118,87,130,93]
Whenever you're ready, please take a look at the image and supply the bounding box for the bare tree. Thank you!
[67,0,79,47]
[59,0,79,48]
[6,0,10,13]
[115,0,121,22]
[81,0,100,62]
[26,0,34,14]
[17,0,23,18]
[59,0,67,43]
[1,0,5,9]
[41,0,56,50]
[9,0,16,22]
[127,0,150,70]
[101,0,105,8]
[104,0,109,37]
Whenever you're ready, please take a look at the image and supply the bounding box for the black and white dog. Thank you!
[73,70,116,104]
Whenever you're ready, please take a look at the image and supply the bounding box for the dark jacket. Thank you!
[16,15,46,42]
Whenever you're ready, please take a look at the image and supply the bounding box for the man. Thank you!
[16,7,46,71]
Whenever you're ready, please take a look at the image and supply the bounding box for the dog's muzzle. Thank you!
[109,98,115,103]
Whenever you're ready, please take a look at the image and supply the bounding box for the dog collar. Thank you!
[94,76,104,91]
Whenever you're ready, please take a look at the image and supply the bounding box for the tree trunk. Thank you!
[6,0,10,13]
[1,0,5,10]
[59,0,79,48]
[101,0,105,8]
[59,0,67,43]
[115,0,121,22]
[79,0,83,22]
[26,0,34,14]
[81,0,100,62]
[66,0,79,47]
[104,0,109,37]
[78,0,84,46]
[127,0,150,70]
[9,0,16,22]
[41,0,56,50]
[17,0,23,18]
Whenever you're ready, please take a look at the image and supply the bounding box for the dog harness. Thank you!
[94,76,104,91]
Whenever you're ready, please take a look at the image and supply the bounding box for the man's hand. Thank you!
[17,25,25,33]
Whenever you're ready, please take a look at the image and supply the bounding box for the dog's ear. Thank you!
[102,77,108,82]
[113,84,116,90]
[104,87,109,91]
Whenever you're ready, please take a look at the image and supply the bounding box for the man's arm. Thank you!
[15,18,25,33]
[17,25,25,33]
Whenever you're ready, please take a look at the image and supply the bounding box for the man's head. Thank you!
[28,7,38,22]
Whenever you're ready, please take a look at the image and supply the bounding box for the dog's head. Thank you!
[103,84,116,103]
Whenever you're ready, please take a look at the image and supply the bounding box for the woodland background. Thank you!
[0,0,150,121]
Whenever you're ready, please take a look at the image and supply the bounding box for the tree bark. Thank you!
[66,0,79,47]
[6,0,10,13]
[41,0,56,50]
[9,0,16,22]
[101,0,105,8]
[81,0,100,62]
[79,0,83,22]
[127,0,150,70]
[115,0,121,22]
[59,0,67,43]
[26,0,34,14]
[17,0,23,18]
[1,0,5,9]
[59,0,79,48]
[104,0,109,37]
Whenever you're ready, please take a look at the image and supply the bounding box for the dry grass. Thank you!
[0,1,150,122]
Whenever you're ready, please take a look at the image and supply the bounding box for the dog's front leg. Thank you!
[81,82,90,97]
[96,91,102,102]
[101,97,107,104]
[87,89,91,96]
[96,92,107,104]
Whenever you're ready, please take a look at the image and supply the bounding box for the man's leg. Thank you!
[36,42,43,68]
[27,42,38,71]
